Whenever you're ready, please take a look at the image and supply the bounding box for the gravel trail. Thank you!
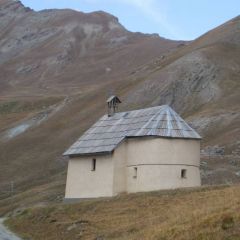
[0,218,22,240]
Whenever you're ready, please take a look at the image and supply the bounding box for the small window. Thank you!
[133,167,137,178]
[181,169,187,179]
[91,159,96,171]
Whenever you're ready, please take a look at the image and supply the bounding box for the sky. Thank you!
[21,0,240,40]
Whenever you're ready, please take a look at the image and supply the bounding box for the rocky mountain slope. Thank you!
[0,0,239,211]
[0,0,181,97]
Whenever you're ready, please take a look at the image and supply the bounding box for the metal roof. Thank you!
[64,105,201,156]
[106,95,121,103]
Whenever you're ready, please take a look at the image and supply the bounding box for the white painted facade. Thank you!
[65,137,201,199]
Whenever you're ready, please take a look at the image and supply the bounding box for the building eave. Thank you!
[65,150,113,158]
[63,135,201,158]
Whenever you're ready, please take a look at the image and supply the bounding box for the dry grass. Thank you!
[6,185,240,240]
[0,176,66,216]
[0,96,63,131]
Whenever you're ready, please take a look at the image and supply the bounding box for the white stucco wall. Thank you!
[65,137,201,198]
[65,154,114,198]
[112,141,127,195]
[126,165,200,193]
[113,137,200,194]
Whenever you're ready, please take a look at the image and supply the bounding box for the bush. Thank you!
[221,215,234,230]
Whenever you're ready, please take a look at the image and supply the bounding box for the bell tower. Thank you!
[107,96,121,117]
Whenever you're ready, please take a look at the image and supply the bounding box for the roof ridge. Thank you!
[102,104,170,117]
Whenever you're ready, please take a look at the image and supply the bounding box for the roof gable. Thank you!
[64,105,201,156]
[106,95,121,103]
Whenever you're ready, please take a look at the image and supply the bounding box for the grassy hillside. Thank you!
[5,185,240,240]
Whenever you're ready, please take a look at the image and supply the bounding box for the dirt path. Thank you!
[0,96,69,142]
[0,218,22,240]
